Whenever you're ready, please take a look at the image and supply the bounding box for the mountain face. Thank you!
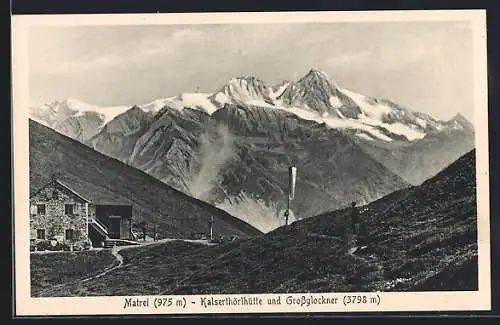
[29,95,215,142]
[355,124,475,185]
[29,98,164,142]
[277,69,359,118]
[87,106,156,162]
[210,77,275,107]
[29,69,475,231]
[86,101,409,232]
[29,119,262,239]
[36,150,478,296]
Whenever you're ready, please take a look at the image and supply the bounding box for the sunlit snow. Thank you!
[66,98,131,125]
[329,96,342,108]
[338,88,392,119]
[245,100,275,108]
[273,105,394,142]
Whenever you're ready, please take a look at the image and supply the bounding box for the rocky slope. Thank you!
[354,113,475,185]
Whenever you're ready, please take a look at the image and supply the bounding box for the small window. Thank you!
[37,204,45,215]
[65,229,74,240]
[65,204,74,215]
[37,229,45,239]
[52,190,59,200]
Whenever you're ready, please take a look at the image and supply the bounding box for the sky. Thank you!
[29,21,475,121]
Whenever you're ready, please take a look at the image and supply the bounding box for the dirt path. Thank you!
[307,232,344,241]
[81,246,124,282]
[78,239,214,283]
[36,247,124,296]
[35,239,215,296]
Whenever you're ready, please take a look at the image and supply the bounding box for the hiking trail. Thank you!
[81,245,124,282]
[36,238,213,296]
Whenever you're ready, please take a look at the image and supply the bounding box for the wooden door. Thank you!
[108,216,121,239]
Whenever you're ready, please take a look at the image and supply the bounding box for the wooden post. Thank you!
[140,221,147,241]
[285,197,290,226]
[208,216,215,241]
[153,224,158,241]
[286,166,297,226]
[129,204,133,240]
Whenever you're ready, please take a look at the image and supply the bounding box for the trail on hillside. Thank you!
[81,246,124,282]
[35,239,214,297]
[78,239,212,283]
[306,232,343,241]
[36,247,124,297]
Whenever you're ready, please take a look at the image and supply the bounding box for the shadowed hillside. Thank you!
[31,150,477,296]
[29,119,262,239]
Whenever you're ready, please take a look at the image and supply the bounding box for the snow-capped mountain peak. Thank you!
[449,113,474,131]
[210,76,274,107]
[267,68,471,142]
[161,93,219,115]
[301,68,338,88]
[276,68,357,118]
[269,81,290,100]
[30,68,474,145]
[29,97,174,142]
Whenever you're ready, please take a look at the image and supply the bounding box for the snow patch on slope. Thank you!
[214,92,230,105]
[169,93,219,114]
[356,133,375,141]
[338,88,392,119]
[140,98,172,112]
[336,89,426,141]
[329,95,342,108]
[269,82,290,101]
[64,99,131,125]
[273,105,394,142]
[246,100,276,108]
[360,117,426,141]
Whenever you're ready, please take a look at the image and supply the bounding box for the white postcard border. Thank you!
[12,10,490,316]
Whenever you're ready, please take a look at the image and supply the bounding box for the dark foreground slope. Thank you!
[33,150,477,296]
[29,119,262,239]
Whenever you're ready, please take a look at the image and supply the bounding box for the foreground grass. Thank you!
[31,249,117,296]
[31,204,477,296]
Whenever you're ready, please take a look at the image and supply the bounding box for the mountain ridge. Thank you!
[30,68,474,144]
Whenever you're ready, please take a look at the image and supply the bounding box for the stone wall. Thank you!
[30,182,89,246]
[88,204,96,222]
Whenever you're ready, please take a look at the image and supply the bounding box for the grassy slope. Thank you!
[32,150,477,296]
[30,250,117,296]
[29,119,262,238]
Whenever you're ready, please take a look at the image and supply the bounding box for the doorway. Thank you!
[108,216,121,239]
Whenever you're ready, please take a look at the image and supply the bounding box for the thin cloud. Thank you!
[326,51,372,67]
[138,27,211,57]
[28,22,475,121]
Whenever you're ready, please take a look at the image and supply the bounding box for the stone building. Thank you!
[30,179,134,248]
